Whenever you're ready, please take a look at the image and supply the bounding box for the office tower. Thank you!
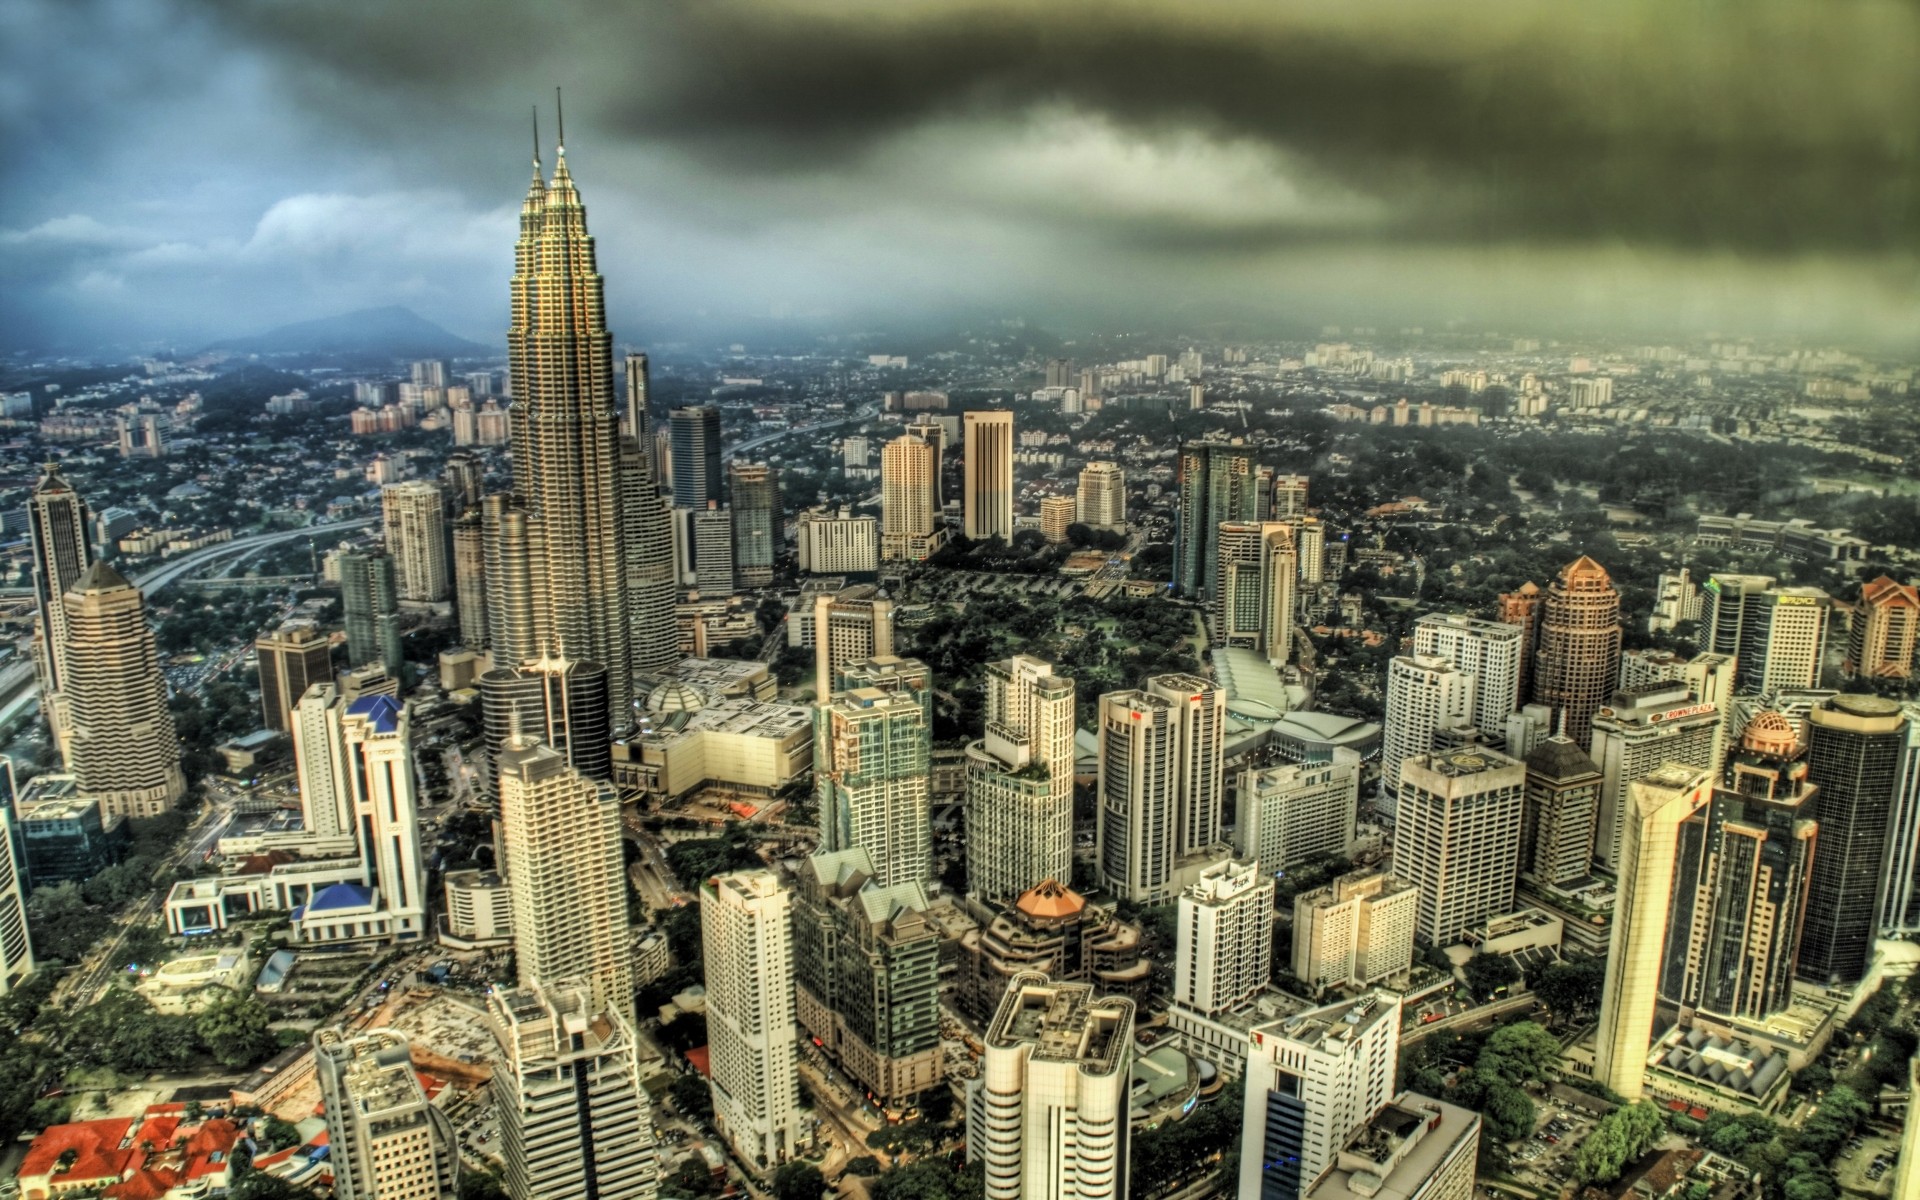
[1701,574,1831,694]
[1595,765,1712,1101]
[701,870,807,1171]
[1391,748,1525,946]
[1271,474,1309,518]
[339,549,405,679]
[793,847,943,1107]
[692,504,735,595]
[488,983,659,1200]
[1039,496,1075,544]
[796,507,879,575]
[293,683,352,840]
[1173,857,1271,1017]
[381,480,449,604]
[314,1027,461,1200]
[1847,576,1918,680]
[1096,689,1178,904]
[1238,992,1402,1200]
[480,657,613,786]
[1799,695,1906,984]
[1302,1095,1480,1200]
[1533,556,1622,748]
[1077,462,1126,531]
[966,657,1077,905]
[1497,582,1544,701]
[1175,441,1261,601]
[1411,614,1523,738]
[1155,674,1226,853]
[815,656,932,889]
[452,511,489,648]
[1381,655,1476,814]
[1044,358,1071,388]
[1519,736,1602,887]
[336,694,429,941]
[1588,683,1722,871]
[958,882,1152,1021]
[620,354,680,674]
[58,562,185,821]
[255,619,333,733]
[1235,756,1361,878]
[882,434,943,561]
[970,972,1134,1200]
[0,800,34,995]
[496,732,630,1011]
[27,463,93,734]
[1887,703,1920,933]
[729,461,780,588]
[904,416,947,507]
[1648,568,1703,634]
[669,405,724,509]
[1662,718,1818,1020]
[443,449,485,514]
[963,410,1015,542]
[812,587,894,700]
[1292,871,1418,992]
[1216,522,1294,664]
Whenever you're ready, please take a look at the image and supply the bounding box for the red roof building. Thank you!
[16,1105,244,1200]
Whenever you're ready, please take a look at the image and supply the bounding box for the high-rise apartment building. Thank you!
[1216,522,1295,664]
[1588,683,1723,871]
[1381,655,1476,815]
[1799,695,1906,985]
[1235,755,1360,879]
[669,405,724,510]
[1097,689,1178,904]
[1846,575,1918,680]
[339,549,405,679]
[1533,556,1622,749]
[452,511,489,648]
[58,562,185,820]
[1291,870,1418,992]
[1497,582,1544,701]
[1077,462,1126,531]
[381,480,449,603]
[812,587,895,700]
[963,411,1015,542]
[27,463,93,741]
[443,449,484,515]
[815,655,932,889]
[1391,748,1525,946]
[1173,857,1272,1017]
[1701,575,1830,694]
[479,657,612,797]
[970,972,1134,1200]
[293,683,352,841]
[1271,474,1310,519]
[966,657,1077,905]
[620,353,680,675]
[692,504,735,595]
[314,1027,460,1200]
[1039,496,1076,544]
[1411,614,1523,739]
[487,983,659,1200]
[1287,516,1327,587]
[0,800,34,995]
[255,619,333,733]
[1594,766,1712,1101]
[1648,568,1703,635]
[793,847,943,1107]
[729,461,781,588]
[796,507,879,575]
[496,732,631,1013]
[1518,736,1602,887]
[882,434,944,561]
[903,416,948,507]
[1238,992,1402,1200]
[702,869,807,1171]
[1157,674,1227,854]
[1175,441,1262,601]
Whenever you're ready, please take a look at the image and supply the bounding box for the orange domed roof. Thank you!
[1560,556,1613,586]
[1015,879,1086,920]
[1740,711,1800,758]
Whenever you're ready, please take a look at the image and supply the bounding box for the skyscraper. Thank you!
[1216,522,1294,664]
[1799,694,1906,985]
[1391,748,1525,946]
[1291,871,1418,993]
[1381,654,1476,814]
[1235,756,1361,879]
[966,656,1077,905]
[487,137,635,714]
[1096,689,1178,904]
[963,410,1015,542]
[1239,992,1402,1200]
[1076,462,1126,531]
[903,416,948,507]
[1039,496,1076,544]
[1588,682,1722,871]
[334,694,429,942]
[255,619,333,733]
[1701,575,1831,694]
[881,434,943,561]
[812,587,895,700]
[1175,442,1261,601]
[479,656,613,788]
[970,972,1134,1200]
[1497,582,1544,702]
[496,732,632,1014]
[1172,857,1271,1018]
[1156,673,1227,854]
[381,480,450,604]
[293,683,352,841]
[691,503,735,595]
[314,1027,461,1200]
[815,656,932,888]
[702,869,807,1171]
[442,449,485,516]
[452,511,489,648]
[1886,702,1920,934]
[1594,765,1711,1101]
[27,463,93,741]
[1411,614,1524,739]
[729,461,781,588]
[0,800,35,995]
[620,354,680,674]
[1533,556,1622,748]
[1846,575,1918,680]
[58,562,185,820]
[339,549,405,679]
[1518,736,1602,888]
[669,405,724,510]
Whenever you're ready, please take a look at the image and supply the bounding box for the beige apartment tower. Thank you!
[1040,496,1076,544]
[966,657,1077,905]
[59,562,185,820]
[1077,462,1126,531]
[812,587,896,700]
[382,479,450,603]
[882,433,943,561]
[1292,870,1419,992]
[314,1027,460,1200]
[1390,748,1525,946]
[702,869,808,1172]
[963,410,1015,541]
[1848,575,1919,680]
[1216,522,1295,665]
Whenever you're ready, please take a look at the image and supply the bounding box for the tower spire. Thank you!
[555,87,565,155]
[531,105,542,173]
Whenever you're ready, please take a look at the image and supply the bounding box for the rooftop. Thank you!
[988,972,1134,1074]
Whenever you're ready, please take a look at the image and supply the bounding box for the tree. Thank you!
[1531,957,1605,1022]
[1573,1102,1666,1185]
[671,1155,719,1197]
[1478,1078,1536,1143]
[773,1162,826,1200]
[1475,1022,1562,1087]
[670,1073,713,1122]
[1461,953,1519,1000]
[229,1172,312,1200]
[457,1171,509,1200]
[196,990,278,1068]
[868,1158,982,1200]
[846,1157,884,1177]
[261,1116,303,1151]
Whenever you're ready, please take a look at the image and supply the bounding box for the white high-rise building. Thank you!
[796,507,879,575]
[1173,858,1272,1017]
[1095,674,1225,904]
[1158,674,1227,854]
[812,587,895,700]
[1588,682,1722,871]
[381,480,450,604]
[1381,655,1477,816]
[1235,754,1360,879]
[303,694,428,944]
[969,972,1134,1200]
[293,683,353,841]
[488,983,660,1200]
[1238,992,1402,1200]
[963,411,1015,542]
[1076,462,1127,531]
[966,657,1077,905]
[702,870,807,1171]
[1410,614,1523,739]
[1390,748,1525,947]
[1701,575,1830,694]
[1271,474,1310,519]
[1885,702,1920,934]
[1648,568,1702,634]
[1217,523,1296,665]
[314,1027,461,1200]
[1292,871,1419,992]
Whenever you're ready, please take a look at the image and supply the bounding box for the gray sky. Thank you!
[3,0,1916,352]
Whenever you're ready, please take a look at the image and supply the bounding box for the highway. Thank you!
[722,407,875,463]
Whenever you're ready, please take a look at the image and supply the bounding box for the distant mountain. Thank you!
[206,306,489,361]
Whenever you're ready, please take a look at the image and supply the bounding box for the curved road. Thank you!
[722,407,875,463]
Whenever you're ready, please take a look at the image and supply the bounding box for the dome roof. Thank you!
[1015,879,1086,921]
[645,681,707,714]
[1740,711,1800,758]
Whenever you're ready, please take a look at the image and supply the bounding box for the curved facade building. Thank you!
[59,561,185,820]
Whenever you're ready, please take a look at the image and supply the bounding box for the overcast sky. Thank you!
[2,0,1915,353]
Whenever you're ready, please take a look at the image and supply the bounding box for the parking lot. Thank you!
[1511,1107,1599,1187]
[1835,1133,1901,1196]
